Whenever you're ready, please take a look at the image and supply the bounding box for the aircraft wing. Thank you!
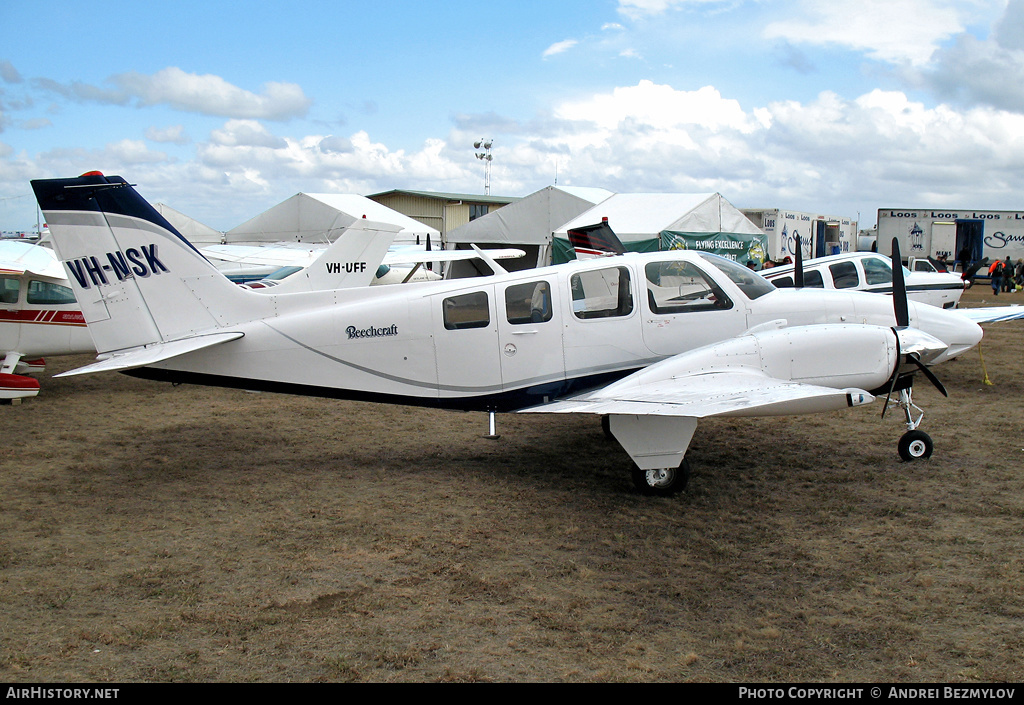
[521,324,889,472]
[954,305,1024,323]
[0,241,66,279]
[524,369,871,419]
[55,331,243,377]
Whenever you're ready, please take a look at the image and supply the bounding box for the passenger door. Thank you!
[496,279,565,393]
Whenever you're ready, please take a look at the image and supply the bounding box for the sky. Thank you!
[2,0,1023,232]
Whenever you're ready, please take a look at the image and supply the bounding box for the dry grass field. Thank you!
[2,285,1022,683]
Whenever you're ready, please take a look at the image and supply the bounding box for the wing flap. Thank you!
[56,331,244,377]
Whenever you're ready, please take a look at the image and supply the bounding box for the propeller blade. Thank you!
[908,354,949,397]
[891,237,910,328]
[794,234,804,288]
[880,328,902,419]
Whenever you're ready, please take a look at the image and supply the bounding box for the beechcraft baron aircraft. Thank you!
[32,173,987,495]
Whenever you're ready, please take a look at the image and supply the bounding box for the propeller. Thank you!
[891,236,910,328]
[793,234,804,288]
[880,237,948,418]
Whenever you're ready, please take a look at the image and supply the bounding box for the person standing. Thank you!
[990,258,1004,295]
[958,245,972,274]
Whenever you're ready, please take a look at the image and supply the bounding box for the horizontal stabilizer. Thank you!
[383,247,525,265]
[56,331,243,377]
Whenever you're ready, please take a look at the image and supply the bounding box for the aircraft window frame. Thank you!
[443,291,491,330]
[644,261,733,313]
[505,280,552,325]
[861,257,893,286]
[570,266,634,320]
[26,280,77,305]
[804,270,825,288]
[829,261,860,289]
[1,276,19,304]
[696,254,776,300]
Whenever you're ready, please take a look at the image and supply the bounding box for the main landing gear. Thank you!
[631,459,692,497]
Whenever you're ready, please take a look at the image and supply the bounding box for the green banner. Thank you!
[551,236,661,264]
[660,231,769,266]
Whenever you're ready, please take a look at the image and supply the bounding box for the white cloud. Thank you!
[113,68,311,120]
[34,67,311,121]
[146,125,190,145]
[616,0,731,20]
[763,0,964,66]
[542,39,579,58]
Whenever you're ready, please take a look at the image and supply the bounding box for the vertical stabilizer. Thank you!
[265,218,401,293]
[31,173,251,353]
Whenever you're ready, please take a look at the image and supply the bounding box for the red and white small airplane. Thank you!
[1,241,93,399]
[32,173,986,494]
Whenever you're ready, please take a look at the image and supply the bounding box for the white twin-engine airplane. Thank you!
[32,173,985,496]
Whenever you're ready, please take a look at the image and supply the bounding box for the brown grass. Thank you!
[1,285,1022,682]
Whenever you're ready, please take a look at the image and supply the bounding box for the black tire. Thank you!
[898,430,933,461]
[631,459,691,497]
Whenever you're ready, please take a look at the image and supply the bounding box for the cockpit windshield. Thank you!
[697,254,777,300]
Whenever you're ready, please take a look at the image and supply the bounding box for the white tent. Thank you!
[225,193,439,248]
[154,203,223,246]
[552,192,764,262]
[445,185,613,271]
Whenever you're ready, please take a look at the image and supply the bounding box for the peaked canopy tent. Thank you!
[552,193,767,265]
[445,185,614,274]
[154,203,224,246]
[225,193,440,248]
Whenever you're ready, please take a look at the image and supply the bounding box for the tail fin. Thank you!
[31,173,250,354]
[567,218,626,260]
[262,218,400,293]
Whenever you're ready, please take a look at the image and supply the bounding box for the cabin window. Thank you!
[27,280,77,305]
[862,257,892,286]
[0,277,18,304]
[505,281,552,324]
[829,261,860,289]
[645,261,732,313]
[697,254,776,300]
[443,291,490,330]
[770,270,824,288]
[570,266,633,319]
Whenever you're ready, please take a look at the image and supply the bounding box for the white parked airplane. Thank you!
[1,240,94,399]
[32,173,986,495]
[761,251,967,310]
[761,252,966,309]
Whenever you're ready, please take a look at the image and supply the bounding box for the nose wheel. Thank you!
[898,429,934,461]
[888,388,934,461]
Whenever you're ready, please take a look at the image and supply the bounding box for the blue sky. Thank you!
[2,0,1022,231]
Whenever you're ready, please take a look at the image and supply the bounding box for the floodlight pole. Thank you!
[474,139,493,195]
